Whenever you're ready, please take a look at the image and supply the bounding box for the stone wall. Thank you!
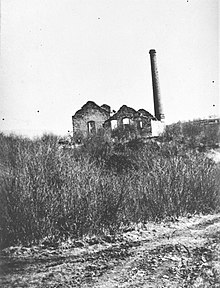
[72,101,165,140]
[104,105,155,138]
[72,101,110,137]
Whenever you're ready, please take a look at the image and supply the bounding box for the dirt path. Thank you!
[1,213,220,287]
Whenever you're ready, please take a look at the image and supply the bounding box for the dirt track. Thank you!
[1,213,220,287]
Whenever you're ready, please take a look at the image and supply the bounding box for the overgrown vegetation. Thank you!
[0,119,219,248]
[162,119,220,151]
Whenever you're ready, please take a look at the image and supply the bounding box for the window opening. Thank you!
[122,118,130,125]
[111,120,118,130]
[138,120,143,129]
[87,121,96,134]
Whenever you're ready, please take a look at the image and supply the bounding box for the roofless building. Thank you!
[72,50,165,140]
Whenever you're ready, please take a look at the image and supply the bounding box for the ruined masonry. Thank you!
[72,50,165,140]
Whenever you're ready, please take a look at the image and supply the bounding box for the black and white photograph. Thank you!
[0,0,219,287]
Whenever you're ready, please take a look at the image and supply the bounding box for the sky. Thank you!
[0,0,219,137]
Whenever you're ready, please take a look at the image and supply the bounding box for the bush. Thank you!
[163,119,220,150]
[0,122,219,248]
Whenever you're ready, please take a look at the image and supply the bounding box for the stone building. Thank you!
[72,101,110,137]
[72,101,164,140]
[103,105,156,137]
[72,49,165,140]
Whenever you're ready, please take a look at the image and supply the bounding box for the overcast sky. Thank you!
[1,0,219,137]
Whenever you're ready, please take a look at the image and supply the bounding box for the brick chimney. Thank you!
[149,49,165,121]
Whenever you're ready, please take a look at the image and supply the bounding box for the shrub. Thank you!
[0,122,219,248]
[163,119,220,150]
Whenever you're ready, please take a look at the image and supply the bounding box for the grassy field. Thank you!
[0,120,219,249]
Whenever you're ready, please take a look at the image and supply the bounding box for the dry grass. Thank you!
[0,120,219,248]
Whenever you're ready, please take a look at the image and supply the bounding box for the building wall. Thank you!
[109,117,152,137]
[151,120,166,137]
[72,102,165,140]
[72,106,109,137]
[104,105,154,138]
[137,118,152,137]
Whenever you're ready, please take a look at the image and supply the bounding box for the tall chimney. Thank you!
[149,49,165,121]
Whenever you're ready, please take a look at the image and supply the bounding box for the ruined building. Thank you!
[72,50,165,140]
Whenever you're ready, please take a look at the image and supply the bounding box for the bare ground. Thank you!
[0,213,220,287]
